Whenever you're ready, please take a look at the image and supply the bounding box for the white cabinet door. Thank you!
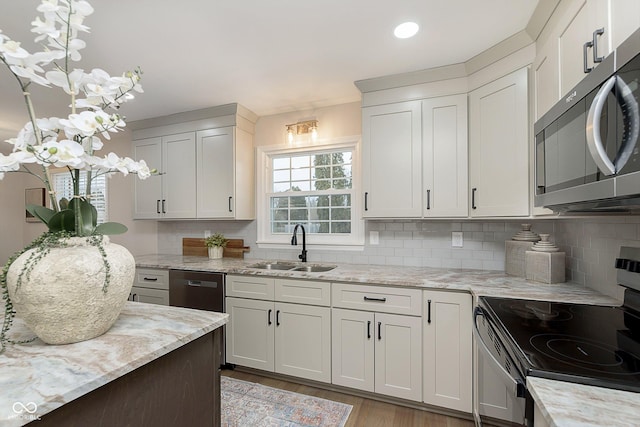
[374,312,422,402]
[197,127,235,218]
[129,286,169,305]
[132,137,162,219]
[422,95,468,217]
[558,0,594,95]
[423,291,472,413]
[275,302,331,383]
[469,67,529,217]
[331,308,375,392]
[362,101,422,217]
[162,132,197,218]
[608,0,640,50]
[225,297,274,371]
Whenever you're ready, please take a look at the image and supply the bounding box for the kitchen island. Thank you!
[0,301,228,427]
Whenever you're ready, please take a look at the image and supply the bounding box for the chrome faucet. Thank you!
[291,224,307,262]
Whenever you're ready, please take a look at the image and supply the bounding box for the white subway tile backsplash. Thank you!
[157,216,640,300]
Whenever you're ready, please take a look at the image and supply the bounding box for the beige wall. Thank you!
[254,102,361,148]
[0,129,157,265]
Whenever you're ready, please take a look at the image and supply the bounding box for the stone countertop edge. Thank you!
[527,377,640,427]
[0,302,228,427]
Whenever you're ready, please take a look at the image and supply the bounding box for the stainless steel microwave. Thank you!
[534,28,640,212]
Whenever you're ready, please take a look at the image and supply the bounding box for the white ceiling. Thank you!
[0,0,539,142]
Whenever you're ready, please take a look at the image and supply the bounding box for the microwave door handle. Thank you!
[613,76,640,172]
[473,307,526,398]
[586,75,616,176]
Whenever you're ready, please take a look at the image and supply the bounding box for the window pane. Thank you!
[271,197,289,209]
[290,196,307,207]
[308,222,329,233]
[291,167,310,181]
[273,157,290,169]
[340,152,352,164]
[273,169,290,183]
[312,166,330,179]
[291,181,310,191]
[271,222,288,233]
[271,209,289,221]
[331,208,351,220]
[331,222,351,233]
[313,179,331,191]
[273,182,291,192]
[313,153,331,166]
[290,209,308,221]
[334,165,352,178]
[331,194,351,206]
[291,155,310,168]
[333,178,351,189]
[309,208,329,221]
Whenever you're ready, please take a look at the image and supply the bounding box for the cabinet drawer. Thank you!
[129,286,170,306]
[135,268,169,290]
[332,283,422,316]
[226,275,275,300]
[275,279,330,307]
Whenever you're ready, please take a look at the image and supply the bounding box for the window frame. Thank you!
[256,137,364,250]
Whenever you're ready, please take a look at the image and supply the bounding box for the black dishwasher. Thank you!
[169,270,226,365]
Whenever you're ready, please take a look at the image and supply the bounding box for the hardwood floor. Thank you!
[222,369,475,427]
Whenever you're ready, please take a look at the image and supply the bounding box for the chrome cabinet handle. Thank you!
[586,75,617,175]
[583,40,593,73]
[592,28,604,63]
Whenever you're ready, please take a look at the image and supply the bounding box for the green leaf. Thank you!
[26,204,55,225]
[47,210,75,232]
[68,198,96,236]
[94,222,128,235]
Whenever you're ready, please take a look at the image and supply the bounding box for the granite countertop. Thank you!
[0,302,228,427]
[527,377,640,427]
[135,254,619,305]
[135,254,633,427]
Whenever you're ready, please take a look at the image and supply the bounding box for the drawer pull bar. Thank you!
[377,322,382,340]
[367,321,371,339]
[143,277,158,281]
[268,309,272,326]
[427,299,432,324]
[364,296,387,302]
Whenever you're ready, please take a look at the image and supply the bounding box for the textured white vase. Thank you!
[208,246,224,259]
[6,236,135,345]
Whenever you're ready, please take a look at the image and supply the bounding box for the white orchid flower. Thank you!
[41,139,86,168]
[0,40,30,60]
[46,68,84,94]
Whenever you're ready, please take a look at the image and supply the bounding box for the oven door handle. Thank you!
[473,306,526,398]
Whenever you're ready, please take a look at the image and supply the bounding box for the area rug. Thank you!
[221,376,352,427]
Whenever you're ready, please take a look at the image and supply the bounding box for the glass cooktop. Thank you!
[481,296,640,392]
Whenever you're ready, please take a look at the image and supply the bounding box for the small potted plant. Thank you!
[204,233,229,259]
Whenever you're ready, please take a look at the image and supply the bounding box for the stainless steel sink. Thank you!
[247,262,336,272]
[291,264,337,273]
[248,262,297,270]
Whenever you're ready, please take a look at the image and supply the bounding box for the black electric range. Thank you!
[477,246,640,395]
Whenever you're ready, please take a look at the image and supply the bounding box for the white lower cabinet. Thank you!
[422,290,472,413]
[225,275,331,383]
[129,268,169,306]
[331,284,423,402]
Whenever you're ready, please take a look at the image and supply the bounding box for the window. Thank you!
[52,171,108,223]
[257,139,363,248]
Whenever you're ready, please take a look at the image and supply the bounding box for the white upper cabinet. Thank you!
[362,95,468,219]
[131,104,256,220]
[534,0,640,120]
[362,101,422,218]
[422,95,468,217]
[469,67,529,217]
[132,132,196,219]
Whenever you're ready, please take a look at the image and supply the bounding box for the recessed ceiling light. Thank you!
[394,22,419,39]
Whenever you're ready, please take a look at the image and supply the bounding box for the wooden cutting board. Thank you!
[182,238,250,258]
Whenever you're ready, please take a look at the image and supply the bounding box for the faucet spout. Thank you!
[291,224,307,262]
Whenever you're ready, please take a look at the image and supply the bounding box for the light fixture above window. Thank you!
[394,21,419,39]
[285,119,319,143]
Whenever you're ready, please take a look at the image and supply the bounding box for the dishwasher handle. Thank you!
[185,279,219,288]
